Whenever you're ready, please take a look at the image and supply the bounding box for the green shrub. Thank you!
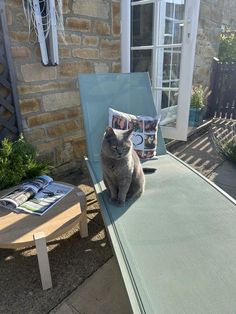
[214,137,236,165]
[190,85,211,109]
[218,31,236,62]
[0,135,52,190]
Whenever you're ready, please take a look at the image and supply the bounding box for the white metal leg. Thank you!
[79,211,88,238]
[34,231,52,290]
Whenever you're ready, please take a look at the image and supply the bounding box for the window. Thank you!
[121,0,200,140]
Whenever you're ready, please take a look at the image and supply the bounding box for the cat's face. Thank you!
[102,127,133,159]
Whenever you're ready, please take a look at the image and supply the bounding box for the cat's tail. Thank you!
[142,168,157,174]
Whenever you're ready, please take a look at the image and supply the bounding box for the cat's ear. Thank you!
[125,128,133,139]
[105,126,115,138]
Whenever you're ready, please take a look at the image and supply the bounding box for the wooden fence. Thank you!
[207,58,236,120]
[0,2,22,142]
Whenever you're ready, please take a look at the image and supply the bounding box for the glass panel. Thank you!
[160,90,178,127]
[162,48,181,84]
[131,49,152,79]
[131,4,153,46]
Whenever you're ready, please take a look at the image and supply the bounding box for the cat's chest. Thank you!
[107,159,133,175]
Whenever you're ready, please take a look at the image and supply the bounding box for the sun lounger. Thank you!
[78,72,236,313]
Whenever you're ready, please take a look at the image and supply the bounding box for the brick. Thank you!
[20,98,41,114]
[93,21,110,36]
[59,47,71,58]
[72,139,87,158]
[24,128,46,142]
[112,3,120,36]
[27,112,65,127]
[21,63,57,82]
[62,0,70,13]
[55,142,74,165]
[10,31,29,41]
[59,61,93,77]
[82,35,98,47]
[47,120,79,137]
[58,33,81,45]
[6,7,13,25]
[12,46,31,58]
[36,140,61,153]
[71,34,82,44]
[73,0,109,19]
[94,62,109,73]
[66,107,82,119]
[18,80,74,95]
[72,48,99,59]
[43,91,80,111]
[100,39,120,60]
[65,18,91,31]
[112,62,121,73]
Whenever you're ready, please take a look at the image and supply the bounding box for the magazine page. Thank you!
[18,182,73,216]
[0,175,53,211]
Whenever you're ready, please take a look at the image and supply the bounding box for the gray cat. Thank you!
[101,127,145,206]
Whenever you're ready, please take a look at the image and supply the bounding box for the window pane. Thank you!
[131,50,152,79]
[162,48,182,84]
[131,4,153,46]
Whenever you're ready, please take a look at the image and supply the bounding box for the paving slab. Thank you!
[50,257,132,314]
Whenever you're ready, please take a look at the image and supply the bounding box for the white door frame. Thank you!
[121,0,200,141]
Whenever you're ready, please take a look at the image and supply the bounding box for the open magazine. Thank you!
[0,175,73,216]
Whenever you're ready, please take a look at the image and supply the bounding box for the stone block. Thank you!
[59,61,93,77]
[71,34,82,44]
[10,31,29,42]
[21,63,57,82]
[72,48,99,59]
[43,91,80,111]
[55,142,74,165]
[6,7,13,25]
[18,80,74,95]
[112,62,121,73]
[47,120,79,137]
[112,3,120,36]
[27,112,65,127]
[66,107,82,119]
[59,47,72,58]
[72,139,87,158]
[12,46,31,58]
[62,0,70,13]
[100,39,120,60]
[82,35,99,47]
[36,140,62,153]
[93,21,110,36]
[24,128,46,142]
[73,0,109,19]
[65,18,91,32]
[20,97,41,114]
[94,62,109,73]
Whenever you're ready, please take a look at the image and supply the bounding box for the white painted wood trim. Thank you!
[121,0,131,73]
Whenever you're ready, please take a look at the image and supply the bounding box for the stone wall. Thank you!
[193,0,224,86]
[6,0,120,175]
[193,0,236,87]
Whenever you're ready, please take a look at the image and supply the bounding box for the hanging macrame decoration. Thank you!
[23,0,65,66]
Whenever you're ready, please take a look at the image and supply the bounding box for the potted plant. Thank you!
[189,85,211,127]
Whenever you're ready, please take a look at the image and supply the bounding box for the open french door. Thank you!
[121,0,200,140]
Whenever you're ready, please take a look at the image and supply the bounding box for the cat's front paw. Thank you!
[109,197,117,204]
[117,200,125,207]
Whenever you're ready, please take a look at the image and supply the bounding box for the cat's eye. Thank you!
[111,145,117,149]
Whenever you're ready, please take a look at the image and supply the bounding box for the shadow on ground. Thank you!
[0,171,112,314]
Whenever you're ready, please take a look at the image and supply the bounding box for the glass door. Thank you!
[121,0,200,140]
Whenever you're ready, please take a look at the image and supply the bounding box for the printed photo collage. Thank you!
[111,114,158,159]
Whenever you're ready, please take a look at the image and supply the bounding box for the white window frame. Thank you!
[121,0,200,141]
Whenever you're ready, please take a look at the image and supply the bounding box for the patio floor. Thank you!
[50,119,236,314]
